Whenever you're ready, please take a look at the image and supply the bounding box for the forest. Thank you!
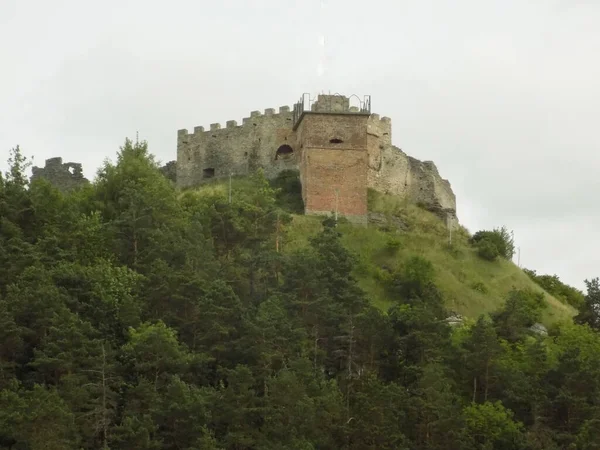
[1,139,600,449]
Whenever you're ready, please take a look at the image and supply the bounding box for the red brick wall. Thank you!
[297,113,369,221]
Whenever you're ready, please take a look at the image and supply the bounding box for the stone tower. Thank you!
[293,94,371,224]
[176,93,457,223]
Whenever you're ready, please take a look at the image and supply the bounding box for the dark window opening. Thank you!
[212,135,217,138]
[203,168,215,178]
[275,144,294,160]
[383,132,389,136]
[244,152,248,157]
[330,138,343,144]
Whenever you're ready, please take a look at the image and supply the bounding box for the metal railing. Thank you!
[292,93,371,128]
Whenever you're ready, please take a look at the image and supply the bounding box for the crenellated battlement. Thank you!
[368,113,392,125]
[177,105,293,138]
[367,113,392,143]
[175,93,457,221]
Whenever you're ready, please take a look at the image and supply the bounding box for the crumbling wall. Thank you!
[405,157,456,217]
[176,106,297,188]
[31,157,89,192]
[365,114,456,218]
[367,114,394,189]
[175,95,457,221]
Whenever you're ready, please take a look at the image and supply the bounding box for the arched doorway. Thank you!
[275,144,294,160]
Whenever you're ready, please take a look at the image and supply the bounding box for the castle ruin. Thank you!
[30,94,457,225]
[31,157,89,192]
[177,94,457,223]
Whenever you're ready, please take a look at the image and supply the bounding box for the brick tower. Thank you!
[293,94,371,224]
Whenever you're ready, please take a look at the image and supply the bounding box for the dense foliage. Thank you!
[524,268,586,309]
[1,141,599,449]
[471,227,515,261]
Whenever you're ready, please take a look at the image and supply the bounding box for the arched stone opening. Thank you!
[275,144,294,160]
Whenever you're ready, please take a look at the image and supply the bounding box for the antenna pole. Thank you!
[334,188,339,222]
[510,230,515,262]
[276,211,280,253]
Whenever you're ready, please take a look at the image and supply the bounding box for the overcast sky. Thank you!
[1,0,598,291]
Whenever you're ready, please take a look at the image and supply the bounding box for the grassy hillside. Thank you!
[189,176,576,327]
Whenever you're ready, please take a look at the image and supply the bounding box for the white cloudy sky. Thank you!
[1,0,599,290]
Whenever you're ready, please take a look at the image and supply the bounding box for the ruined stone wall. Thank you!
[367,114,395,189]
[159,160,177,183]
[405,158,456,216]
[365,115,456,218]
[176,107,298,188]
[175,95,457,221]
[296,113,369,223]
[31,157,89,192]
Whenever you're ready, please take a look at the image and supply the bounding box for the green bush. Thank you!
[470,281,489,294]
[476,238,500,261]
[523,268,585,308]
[444,243,463,259]
[270,169,304,214]
[388,255,437,300]
[471,226,515,260]
[385,237,403,254]
[492,288,547,342]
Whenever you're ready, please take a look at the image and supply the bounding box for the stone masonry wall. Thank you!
[31,157,89,192]
[176,95,457,221]
[177,107,297,188]
[365,114,456,218]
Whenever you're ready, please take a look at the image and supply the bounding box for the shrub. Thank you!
[470,281,489,294]
[385,237,403,254]
[477,238,500,261]
[471,226,515,260]
[523,268,585,308]
[444,243,463,259]
[492,288,547,342]
[270,169,304,214]
[388,255,437,300]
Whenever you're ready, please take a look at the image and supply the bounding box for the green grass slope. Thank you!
[188,176,576,326]
[284,190,575,326]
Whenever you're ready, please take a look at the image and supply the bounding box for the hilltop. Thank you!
[188,170,576,327]
[3,141,598,449]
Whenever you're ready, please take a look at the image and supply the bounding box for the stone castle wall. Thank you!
[31,95,457,224]
[365,113,456,217]
[31,157,89,192]
[177,107,297,188]
[175,94,458,221]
